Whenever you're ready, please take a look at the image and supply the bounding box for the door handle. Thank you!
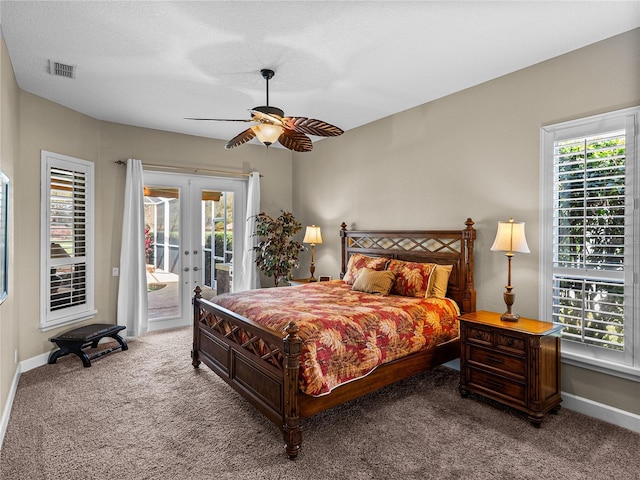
[193,267,199,272]
[184,267,189,272]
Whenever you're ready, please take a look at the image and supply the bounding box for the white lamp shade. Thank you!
[303,225,323,245]
[490,218,530,254]
[251,123,284,145]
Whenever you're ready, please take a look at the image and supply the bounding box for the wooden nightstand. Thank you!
[458,310,563,426]
[288,278,312,286]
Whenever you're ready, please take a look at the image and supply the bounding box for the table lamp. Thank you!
[490,218,530,321]
[303,225,323,282]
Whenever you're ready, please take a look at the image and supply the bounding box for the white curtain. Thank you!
[234,171,261,292]
[117,159,148,336]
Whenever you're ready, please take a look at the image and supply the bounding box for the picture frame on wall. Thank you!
[0,170,9,304]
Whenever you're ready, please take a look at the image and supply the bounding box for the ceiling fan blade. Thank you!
[278,130,313,152]
[283,117,344,137]
[225,128,256,149]
[185,117,252,122]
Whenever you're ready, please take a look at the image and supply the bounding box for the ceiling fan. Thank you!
[186,69,343,152]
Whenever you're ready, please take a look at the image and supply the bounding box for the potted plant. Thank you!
[253,211,305,287]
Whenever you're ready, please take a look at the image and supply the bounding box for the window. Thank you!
[541,107,639,377]
[40,151,96,330]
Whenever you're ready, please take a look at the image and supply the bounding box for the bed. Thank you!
[191,218,476,458]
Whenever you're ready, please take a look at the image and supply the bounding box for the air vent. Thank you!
[48,60,76,79]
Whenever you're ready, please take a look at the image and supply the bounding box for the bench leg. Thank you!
[110,334,128,351]
[48,345,91,367]
[48,348,68,365]
[73,350,92,368]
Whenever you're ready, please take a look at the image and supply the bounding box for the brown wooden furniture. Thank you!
[458,310,563,426]
[192,218,476,458]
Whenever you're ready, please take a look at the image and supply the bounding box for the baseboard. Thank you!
[562,392,640,433]
[0,363,21,451]
[1,352,49,450]
[21,352,50,372]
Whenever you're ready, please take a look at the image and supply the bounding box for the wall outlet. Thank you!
[112,267,119,277]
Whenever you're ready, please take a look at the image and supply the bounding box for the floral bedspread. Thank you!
[211,280,460,396]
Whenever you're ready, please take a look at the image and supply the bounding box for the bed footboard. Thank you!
[192,286,303,458]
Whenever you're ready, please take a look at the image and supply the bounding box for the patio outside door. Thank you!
[143,171,246,331]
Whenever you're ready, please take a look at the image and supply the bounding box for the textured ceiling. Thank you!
[1,1,639,149]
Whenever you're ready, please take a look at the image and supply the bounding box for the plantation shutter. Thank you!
[552,127,627,351]
[41,151,96,330]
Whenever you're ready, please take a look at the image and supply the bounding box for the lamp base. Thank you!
[500,312,520,322]
[501,288,519,322]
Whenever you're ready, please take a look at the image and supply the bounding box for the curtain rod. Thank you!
[114,160,260,178]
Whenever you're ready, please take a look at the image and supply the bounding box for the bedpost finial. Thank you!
[465,218,474,229]
[285,321,299,337]
[340,222,347,231]
[194,285,202,298]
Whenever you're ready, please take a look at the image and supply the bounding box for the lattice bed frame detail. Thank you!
[340,218,476,314]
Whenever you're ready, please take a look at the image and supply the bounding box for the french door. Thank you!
[143,171,246,330]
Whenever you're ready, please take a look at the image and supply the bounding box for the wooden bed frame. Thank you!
[191,218,476,459]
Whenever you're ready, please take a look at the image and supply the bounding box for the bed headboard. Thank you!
[340,218,476,314]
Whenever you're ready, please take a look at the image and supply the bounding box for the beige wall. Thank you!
[0,35,19,426]
[293,29,640,414]
[17,93,102,359]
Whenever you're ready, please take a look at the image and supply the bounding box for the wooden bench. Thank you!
[48,323,128,368]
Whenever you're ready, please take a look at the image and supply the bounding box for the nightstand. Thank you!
[458,310,563,426]
[288,278,312,286]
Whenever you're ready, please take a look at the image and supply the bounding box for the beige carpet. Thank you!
[1,327,638,480]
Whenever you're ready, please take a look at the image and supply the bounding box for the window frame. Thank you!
[540,106,640,380]
[40,150,96,331]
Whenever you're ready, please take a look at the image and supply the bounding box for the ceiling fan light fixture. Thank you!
[252,123,284,146]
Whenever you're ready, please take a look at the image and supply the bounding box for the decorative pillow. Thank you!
[386,259,437,297]
[352,268,396,296]
[427,264,454,298]
[343,253,389,285]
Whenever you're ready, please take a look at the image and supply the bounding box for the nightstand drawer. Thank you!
[496,333,525,355]
[466,325,493,347]
[469,368,526,403]
[468,346,526,377]
[465,325,526,356]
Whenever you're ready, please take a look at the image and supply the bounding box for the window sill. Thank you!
[39,309,98,332]
[561,351,640,383]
